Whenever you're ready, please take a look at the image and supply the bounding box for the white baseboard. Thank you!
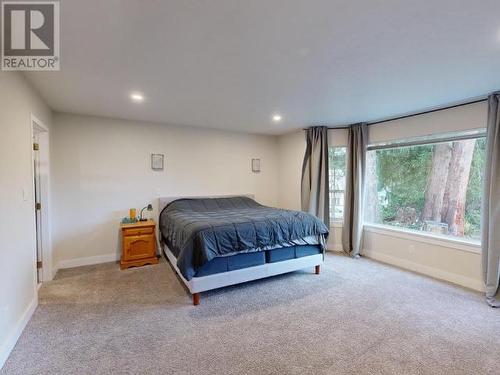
[52,266,58,279]
[327,244,343,253]
[0,295,38,370]
[57,253,119,270]
[362,249,485,292]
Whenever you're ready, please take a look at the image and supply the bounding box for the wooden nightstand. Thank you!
[120,220,159,270]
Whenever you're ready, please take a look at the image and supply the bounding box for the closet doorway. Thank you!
[31,116,52,284]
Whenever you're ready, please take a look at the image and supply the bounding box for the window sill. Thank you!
[363,223,481,255]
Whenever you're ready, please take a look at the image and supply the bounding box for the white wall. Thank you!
[277,130,305,211]
[276,102,488,291]
[363,226,483,291]
[0,72,52,367]
[51,113,280,267]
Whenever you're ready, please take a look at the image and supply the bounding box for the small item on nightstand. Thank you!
[121,217,137,224]
[139,203,153,221]
[129,208,137,220]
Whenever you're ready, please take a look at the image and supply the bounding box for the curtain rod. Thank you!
[303,96,489,130]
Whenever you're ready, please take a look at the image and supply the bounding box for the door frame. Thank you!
[31,114,53,283]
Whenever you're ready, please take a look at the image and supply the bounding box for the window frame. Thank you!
[363,130,486,246]
[367,129,486,151]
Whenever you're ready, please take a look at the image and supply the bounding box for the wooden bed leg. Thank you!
[315,265,320,275]
[192,293,200,306]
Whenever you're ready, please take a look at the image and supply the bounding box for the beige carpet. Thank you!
[1,253,498,375]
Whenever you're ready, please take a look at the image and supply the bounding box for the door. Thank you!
[123,236,153,260]
[33,132,43,283]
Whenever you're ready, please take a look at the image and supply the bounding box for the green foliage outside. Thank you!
[329,147,346,173]
[328,147,347,221]
[374,145,432,230]
[373,138,485,239]
[464,137,486,238]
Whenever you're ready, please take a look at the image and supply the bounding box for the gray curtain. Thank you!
[482,92,500,307]
[301,127,330,227]
[342,123,368,257]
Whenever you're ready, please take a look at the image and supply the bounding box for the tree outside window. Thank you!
[365,136,485,241]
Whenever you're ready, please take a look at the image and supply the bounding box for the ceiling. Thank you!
[25,0,500,135]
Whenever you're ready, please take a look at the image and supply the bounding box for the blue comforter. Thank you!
[159,197,329,280]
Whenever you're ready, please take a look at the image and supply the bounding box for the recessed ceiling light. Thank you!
[272,114,283,122]
[130,92,145,103]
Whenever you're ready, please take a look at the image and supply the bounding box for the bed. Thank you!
[158,195,329,305]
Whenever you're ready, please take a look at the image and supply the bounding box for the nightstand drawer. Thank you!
[123,226,154,237]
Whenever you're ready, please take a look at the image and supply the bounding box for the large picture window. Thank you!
[329,147,346,223]
[365,133,486,242]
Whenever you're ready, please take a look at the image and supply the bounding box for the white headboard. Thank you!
[158,194,255,213]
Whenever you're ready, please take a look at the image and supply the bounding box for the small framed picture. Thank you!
[251,158,260,173]
[151,153,164,171]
